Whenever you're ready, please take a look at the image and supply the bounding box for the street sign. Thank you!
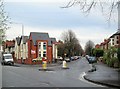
[31,50,36,54]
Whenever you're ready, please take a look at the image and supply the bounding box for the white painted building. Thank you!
[52,43,58,59]
[19,36,28,60]
[15,37,21,60]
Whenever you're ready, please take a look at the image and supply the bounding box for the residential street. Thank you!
[0,0,120,89]
[2,57,111,88]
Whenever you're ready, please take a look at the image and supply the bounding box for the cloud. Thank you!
[5,1,118,49]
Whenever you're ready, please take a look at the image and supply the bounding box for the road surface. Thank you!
[2,57,108,88]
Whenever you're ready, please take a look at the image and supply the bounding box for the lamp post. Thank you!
[10,22,24,63]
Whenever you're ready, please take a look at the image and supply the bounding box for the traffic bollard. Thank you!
[42,61,47,70]
[62,60,69,69]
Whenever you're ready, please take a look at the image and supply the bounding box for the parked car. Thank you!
[70,57,75,61]
[65,57,71,62]
[85,55,90,60]
[87,57,97,64]
[74,56,79,60]
[57,56,63,61]
[1,53,14,65]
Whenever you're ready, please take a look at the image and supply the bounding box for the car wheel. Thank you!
[1,62,4,65]
[9,62,13,66]
[12,62,14,66]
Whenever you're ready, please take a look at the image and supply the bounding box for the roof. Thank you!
[4,40,15,47]
[21,36,29,44]
[48,38,56,46]
[110,30,120,38]
[30,32,49,45]
[114,30,120,35]
[16,37,21,45]
[30,32,57,46]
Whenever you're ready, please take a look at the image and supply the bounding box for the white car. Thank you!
[65,57,70,62]
[57,56,63,61]
[1,53,14,65]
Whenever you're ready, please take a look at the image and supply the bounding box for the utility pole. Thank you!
[10,22,24,63]
[118,1,120,30]
[21,23,24,64]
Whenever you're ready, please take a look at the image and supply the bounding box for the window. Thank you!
[43,42,46,50]
[43,51,46,57]
[39,51,41,57]
[38,43,41,49]
[117,41,119,44]
[43,42,46,45]
[38,42,41,57]
[112,39,114,41]
[117,36,119,39]
[112,42,114,45]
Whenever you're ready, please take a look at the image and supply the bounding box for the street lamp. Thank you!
[10,22,24,63]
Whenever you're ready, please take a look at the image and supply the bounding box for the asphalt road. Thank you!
[2,57,109,88]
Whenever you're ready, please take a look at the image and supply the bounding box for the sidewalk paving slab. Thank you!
[84,61,120,88]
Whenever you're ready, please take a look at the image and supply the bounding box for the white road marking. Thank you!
[79,72,104,87]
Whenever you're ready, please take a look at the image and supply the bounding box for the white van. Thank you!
[1,53,14,65]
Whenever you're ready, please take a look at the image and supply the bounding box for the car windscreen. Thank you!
[4,56,12,59]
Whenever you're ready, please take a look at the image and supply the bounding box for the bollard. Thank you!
[42,61,47,70]
[62,60,69,69]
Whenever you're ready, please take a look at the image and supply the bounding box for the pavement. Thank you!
[84,61,120,88]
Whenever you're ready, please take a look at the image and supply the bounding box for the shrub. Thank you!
[93,48,104,57]
[117,48,120,62]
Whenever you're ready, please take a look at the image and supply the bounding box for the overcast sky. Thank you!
[5,0,118,48]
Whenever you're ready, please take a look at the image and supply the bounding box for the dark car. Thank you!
[87,57,97,64]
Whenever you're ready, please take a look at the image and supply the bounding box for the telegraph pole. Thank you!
[10,22,24,63]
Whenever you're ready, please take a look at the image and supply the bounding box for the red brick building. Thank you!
[95,44,100,49]
[15,32,58,64]
[95,39,109,50]
[2,40,15,61]
[3,40,15,53]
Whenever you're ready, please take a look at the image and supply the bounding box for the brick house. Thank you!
[15,32,58,64]
[96,39,110,50]
[2,40,15,61]
[109,30,120,48]
[102,39,110,50]
[95,44,100,49]
[3,40,15,53]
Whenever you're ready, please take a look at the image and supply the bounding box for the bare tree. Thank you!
[85,40,94,56]
[62,0,119,21]
[60,30,83,58]
[0,0,9,45]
